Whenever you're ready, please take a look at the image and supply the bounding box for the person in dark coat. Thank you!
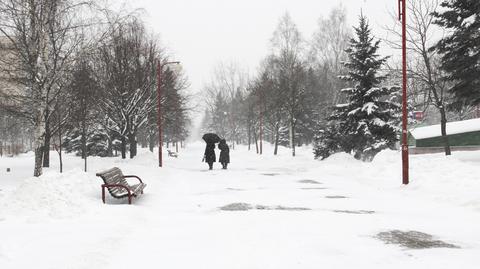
[203,143,216,170]
[218,139,230,169]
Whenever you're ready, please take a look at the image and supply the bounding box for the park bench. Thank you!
[167,149,178,158]
[96,167,146,204]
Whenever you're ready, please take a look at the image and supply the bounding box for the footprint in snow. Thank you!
[219,203,311,211]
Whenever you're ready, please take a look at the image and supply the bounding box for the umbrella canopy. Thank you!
[202,133,221,144]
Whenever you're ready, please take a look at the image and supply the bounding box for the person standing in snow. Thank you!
[203,143,216,170]
[218,139,230,169]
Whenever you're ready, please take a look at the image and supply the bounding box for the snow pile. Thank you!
[323,151,358,163]
[372,150,480,211]
[316,149,480,212]
[1,169,99,219]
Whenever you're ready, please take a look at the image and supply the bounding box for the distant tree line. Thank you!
[0,0,191,176]
[201,0,480,160]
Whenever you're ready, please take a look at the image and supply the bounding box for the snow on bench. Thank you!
[96,167,146,204]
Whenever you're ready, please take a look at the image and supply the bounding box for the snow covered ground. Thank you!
[0,142,479,269]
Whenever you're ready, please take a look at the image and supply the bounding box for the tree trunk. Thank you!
[121,136,126,159]
[33,116,45,177]
[107,136,113,157]
[259,131,262,155]
[422,47,451,156]
[149,131,155,152]
[254,128,259,154]
[129,133,137,159]
[175,141,179,153]
[58,122,63,173]
[34,144,43,177]
[289,121,293,149]
[439,106,451,156]
[274,124,280,155]
[43,121,50,167]
[290,120,296,157]
[32,103,46,177]
[247,124,251,151]
[82,120,87,172]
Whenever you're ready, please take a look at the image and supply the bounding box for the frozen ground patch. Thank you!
[375,230,460,249]
[219,203,252,211]
[219,203,311,211]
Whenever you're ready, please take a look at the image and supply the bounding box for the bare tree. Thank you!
[0,0,93,176]
[69,58,99,171]
[385,0,452,155]
[162,66,192,151]
[270,13,306,157]
[253,60,286,155]
[309,4,351,105]
[202,61,248,148]
[95,17,159,159]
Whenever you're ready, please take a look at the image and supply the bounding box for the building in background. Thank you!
[0,36,30,156]
[408,118,480,154]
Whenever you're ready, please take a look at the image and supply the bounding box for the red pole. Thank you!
[157,60,163,167]
[399,0,409,185]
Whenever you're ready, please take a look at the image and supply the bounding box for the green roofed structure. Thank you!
[409,118,480,154]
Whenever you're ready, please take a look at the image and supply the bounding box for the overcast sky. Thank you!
[124,0,399,94]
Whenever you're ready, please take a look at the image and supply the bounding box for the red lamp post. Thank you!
[398,0,409,185]
[157,60,180,167]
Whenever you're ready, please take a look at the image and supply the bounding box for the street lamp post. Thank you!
[398,0,409,185]
[157,60,180,167]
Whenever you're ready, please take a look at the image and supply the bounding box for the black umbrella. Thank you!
[202,133,221,144]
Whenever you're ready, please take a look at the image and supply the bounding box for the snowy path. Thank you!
[1,143,479,268]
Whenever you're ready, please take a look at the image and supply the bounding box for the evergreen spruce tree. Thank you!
[314,15,400,161]
[433,0,480,106]
[313,123,341,160]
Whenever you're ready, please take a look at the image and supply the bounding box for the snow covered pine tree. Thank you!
[314,15,400,161]
[433,0,480,107]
